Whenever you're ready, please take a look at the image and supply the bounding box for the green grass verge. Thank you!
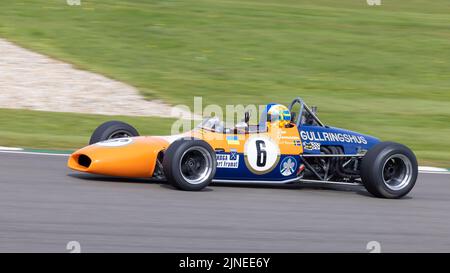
[0,1,449,166]
[0,109,175,150]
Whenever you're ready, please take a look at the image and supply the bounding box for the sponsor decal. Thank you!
[357,147,368,156]
[216,149,239,168]
[96,138,133,147]
[275,130,302,146]
[300,131,368,145]
[229,149,238,159]
[280,135,300,140]
[226,135,240,145]
[303,142,320,151]
[244,135,280,175]
[276,130,301,140]
[280,156,297,176]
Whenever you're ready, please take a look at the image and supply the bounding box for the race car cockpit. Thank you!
[197,97,325,134]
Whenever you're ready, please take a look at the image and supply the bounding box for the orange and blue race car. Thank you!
[68,97,418,198]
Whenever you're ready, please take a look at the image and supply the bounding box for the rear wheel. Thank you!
[162,139,216,191]
[89,121,139,145]
[361,142,418,198]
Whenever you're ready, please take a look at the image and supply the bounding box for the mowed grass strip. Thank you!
[0,109,175,150]
[0,0,449,166]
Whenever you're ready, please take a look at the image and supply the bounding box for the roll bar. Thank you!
[288,97,324,127]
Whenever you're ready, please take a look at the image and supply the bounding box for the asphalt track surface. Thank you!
[0,152,449,253]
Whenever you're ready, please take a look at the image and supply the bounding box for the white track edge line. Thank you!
[0,146,23,151]
[0,150,69,157]
[418,171,450,175]
[0,149,448,174]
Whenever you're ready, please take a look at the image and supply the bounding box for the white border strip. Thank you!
[418,171,450,175]
[418,166,450,175]
[419,166,448,172]
[0,146,23,151]
[0,150,69,157]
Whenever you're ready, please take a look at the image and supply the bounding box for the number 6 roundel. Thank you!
[244,135,280,175]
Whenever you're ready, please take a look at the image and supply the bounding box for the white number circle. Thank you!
[244,136,280,174]
[97,138,133,147]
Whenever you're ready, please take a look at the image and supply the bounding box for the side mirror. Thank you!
[244,111,250,123]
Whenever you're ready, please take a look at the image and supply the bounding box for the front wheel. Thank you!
[361,142,418,198]
[89,121,140,145]
[162,139,216,191]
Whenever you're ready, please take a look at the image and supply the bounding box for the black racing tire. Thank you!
[89,121,140,145]
[361,141,418,199]
[162,138,216,191]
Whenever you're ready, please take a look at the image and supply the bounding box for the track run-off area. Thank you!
[0,151,449,252]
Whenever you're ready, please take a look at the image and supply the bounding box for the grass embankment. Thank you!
[0,0,449,166]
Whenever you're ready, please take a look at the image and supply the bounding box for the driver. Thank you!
[265,103,292,128]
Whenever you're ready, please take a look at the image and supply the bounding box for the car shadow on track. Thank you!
[68,172,375,197]
[67,173,214,191]
[215,181,372,196]
[68,173,156,184]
